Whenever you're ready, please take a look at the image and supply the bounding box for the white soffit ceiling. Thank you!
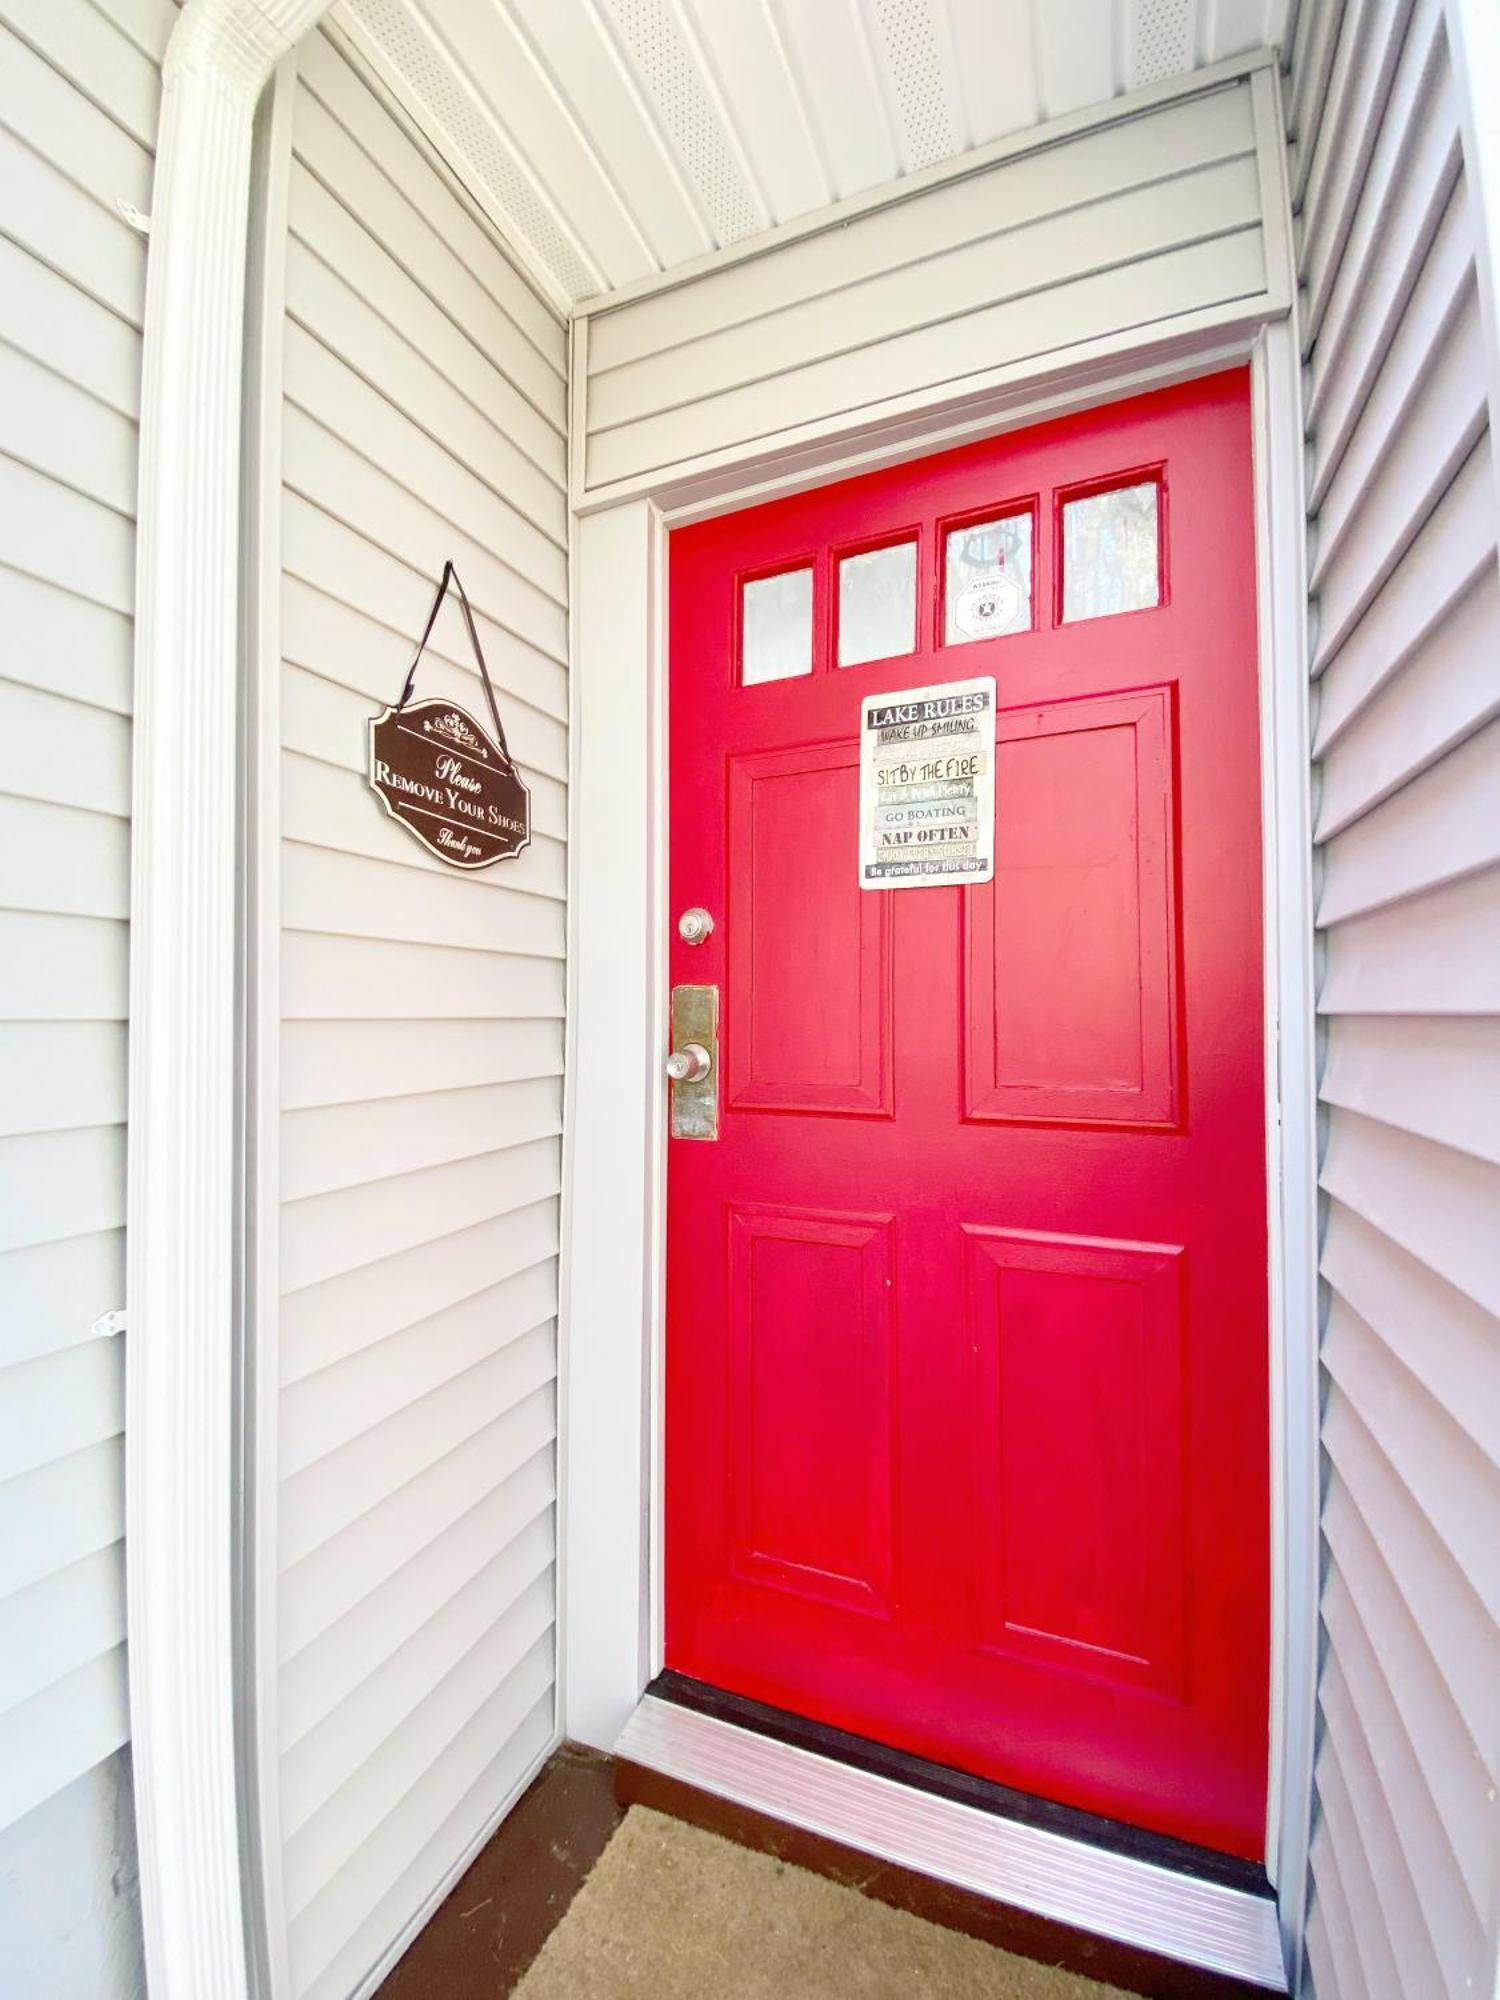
[333,0,1292,308]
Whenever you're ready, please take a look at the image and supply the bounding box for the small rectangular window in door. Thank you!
[742,567,813,685]
[1060,479,1162,623]
[837,540,917,667]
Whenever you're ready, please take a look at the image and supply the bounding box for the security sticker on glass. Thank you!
[952,571,1023,641]
[858,675,996,890]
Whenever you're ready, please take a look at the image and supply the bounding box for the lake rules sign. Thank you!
[858,675,996,889]
[368,561,531,872]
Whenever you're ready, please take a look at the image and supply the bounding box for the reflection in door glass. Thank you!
[944,513,1032,645]
[1062,481,1161,622]
[838,541,917,667]
[742,567,814,684]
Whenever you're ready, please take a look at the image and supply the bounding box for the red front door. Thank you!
[664,370,1269,1860]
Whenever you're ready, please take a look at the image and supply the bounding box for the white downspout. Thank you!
[126,4,329,1994]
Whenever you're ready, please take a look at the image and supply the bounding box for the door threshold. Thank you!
[614,1680,1287,1995]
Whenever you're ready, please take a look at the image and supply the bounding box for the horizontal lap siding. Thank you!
[1291,1,1500,1993]
[274,35,567,2000]
[0,4,167,1984]
[580,75,1279,497]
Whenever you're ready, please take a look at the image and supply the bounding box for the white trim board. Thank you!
[1250,317,1319,1946]
[631,327,1265,529]
[616,1696,1289,1993]
[560,495,670,1743]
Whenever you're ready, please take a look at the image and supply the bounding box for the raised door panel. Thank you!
[964,686,1181,1128]
[728,743,892,1116]
[728,1205,896,1616]
[962,1225,1187,1697]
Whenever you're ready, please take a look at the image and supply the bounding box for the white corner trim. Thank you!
[617,1696,1289,1992]
[126,4,331,1997]
[241,51,299,2000]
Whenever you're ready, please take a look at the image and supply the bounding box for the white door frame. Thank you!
[560,320,1319,1981]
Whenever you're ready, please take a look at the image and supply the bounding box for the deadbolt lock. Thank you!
[668,985,719,1140]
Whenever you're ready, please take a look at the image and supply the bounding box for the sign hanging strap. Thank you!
[396,560,514,765]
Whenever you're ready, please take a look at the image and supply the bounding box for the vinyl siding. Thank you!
[576,64,1289,502]
[270,33,567,2000]
[1289,2,1500,1994]
[0,0,168,1986]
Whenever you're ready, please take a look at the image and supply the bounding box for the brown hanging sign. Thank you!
[368,562,531,871]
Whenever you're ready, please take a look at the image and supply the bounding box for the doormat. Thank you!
[513,1806,1130,1999]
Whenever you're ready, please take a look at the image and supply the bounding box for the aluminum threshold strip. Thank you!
[616,1695,1288,1992]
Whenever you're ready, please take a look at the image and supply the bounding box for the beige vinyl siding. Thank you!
[271,32,567,2000]
[1290,1,1500,1994]
[0,1,169,1989]
[577,67,1287,502]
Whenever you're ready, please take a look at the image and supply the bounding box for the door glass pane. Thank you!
[838,541,917,667]
[1062,482,1161,623]
[742,568,814,685]
[944,512,1032,645]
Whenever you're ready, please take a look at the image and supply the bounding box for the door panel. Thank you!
[966,687,1181,1126]
[962,1226,1186,1697]
[728,1204,896,1615]
[666,370,1269,1859]
[727,746,893,1116]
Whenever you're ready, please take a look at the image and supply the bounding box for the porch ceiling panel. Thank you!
[332,0,1292,307]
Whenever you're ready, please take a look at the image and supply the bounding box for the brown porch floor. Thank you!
[378,1748,1264,1999]
[377,1745,624,2000]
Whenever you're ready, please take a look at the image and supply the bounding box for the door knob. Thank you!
[665,1042,712,1084]
[668,985,718,1140]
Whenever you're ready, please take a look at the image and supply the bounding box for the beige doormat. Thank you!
[514,1806,1130,1999]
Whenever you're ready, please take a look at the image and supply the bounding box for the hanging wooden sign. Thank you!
[368,561,531,871]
